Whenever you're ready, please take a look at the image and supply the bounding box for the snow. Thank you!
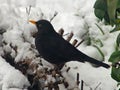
[0,0,119,90]
[0,56,30,90]
[62,61,117,90]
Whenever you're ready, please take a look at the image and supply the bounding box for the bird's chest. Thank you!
[35,34,57,54]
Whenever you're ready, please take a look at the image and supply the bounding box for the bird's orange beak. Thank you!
[29,20,37,25]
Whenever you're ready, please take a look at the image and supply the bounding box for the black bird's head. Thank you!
[29,19,55,34]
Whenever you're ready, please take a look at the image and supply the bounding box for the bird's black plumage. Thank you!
[32,20,110,68]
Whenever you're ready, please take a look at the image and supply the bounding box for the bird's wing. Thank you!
[48,33,83,62]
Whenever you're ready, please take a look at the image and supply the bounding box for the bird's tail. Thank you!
[79,53,110,68]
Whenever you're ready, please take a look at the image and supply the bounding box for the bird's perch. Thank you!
[58,29,82,47]
[66,32,74,42]
[72,39,78,46]
[58,28,64,36]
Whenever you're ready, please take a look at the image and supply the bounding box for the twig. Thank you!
[50,11,58,22]
[81,80,84,90]
[66,67,70,72]
[63,81,69,88]
[94,82,101,90]
[26,5,32,16]
[72,39,78,46]
[76,39,85,48]
[77,73,80,86]
[83,81,92,90]
[66,32,74,42]
[63,33,70,36]
[58,28,64,36]
[26,5,32,23]
[81,31,89,39]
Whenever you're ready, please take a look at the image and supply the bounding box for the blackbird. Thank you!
[29,20,110,68]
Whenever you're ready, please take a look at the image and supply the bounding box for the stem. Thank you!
[95,23,105,35]
[81,80,84,90]
[93,45,105,60]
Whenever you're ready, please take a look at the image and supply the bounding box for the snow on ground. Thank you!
[0,0,119,90]
[62,61,117,90]
[0,56,30,90]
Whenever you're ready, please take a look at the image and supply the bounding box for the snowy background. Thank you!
[0,0,119,90]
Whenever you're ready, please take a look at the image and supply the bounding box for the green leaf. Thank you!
[94,9,105,20]
[117,0,120,8]
[86,37,91,45]
[94,0,107,11]
[94,0,107,20]
[116,33,120,47]
[107,0,118,25]
[117,1,120,14]
[94,0,120,26]
[104,12,110,24]
[109,51,120,63]
[111,67,120,82]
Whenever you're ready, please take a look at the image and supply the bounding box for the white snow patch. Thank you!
[0,56,30,90]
